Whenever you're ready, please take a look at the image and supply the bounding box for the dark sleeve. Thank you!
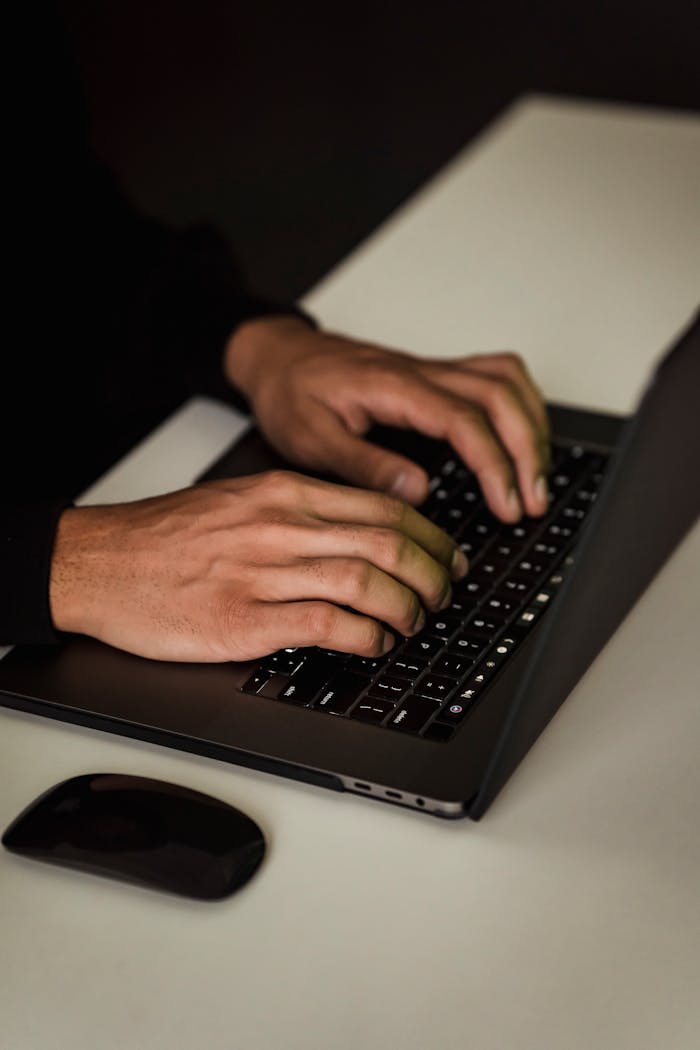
[1,2,319,647]
[0,501,73,645]
[129,201,318,415]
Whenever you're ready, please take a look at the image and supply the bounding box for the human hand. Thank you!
[49,472,467,662]
[225,317,550,522]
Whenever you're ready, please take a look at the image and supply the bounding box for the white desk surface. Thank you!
[1,95,699,1050]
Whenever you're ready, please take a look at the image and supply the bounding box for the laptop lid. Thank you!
[470,308,700,818]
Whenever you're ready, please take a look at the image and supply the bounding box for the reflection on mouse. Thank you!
[2,773,266,900]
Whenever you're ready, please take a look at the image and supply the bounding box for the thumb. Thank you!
[307,407,430,505]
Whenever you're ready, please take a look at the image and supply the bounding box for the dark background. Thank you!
[57,0,700,303]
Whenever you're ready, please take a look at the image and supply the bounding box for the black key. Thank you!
[261,650,306,675]
[503,518,539,542]
[402,635,444,660]
[495,632,520,651]
[241,669,274,695]
[463,614,505,639]
[424,613,462,641]
[471,657,499,684]
[530,588,554,608]
[456,576,491,600]
[458,485,481,508]
[390,654,430,680]
[488,640,516,664]
[457,531,487,559]
[572,486,598,505]
[516,604,545,628]
[347,653,391,676]
[423,486,451,519]
[470,511,500,539]
[351,697,395,723]
[549,469,576,494]
[532,540,563,560]
[441,676,487,719]
[439,457,459,478]
[473,557,507,578]
[314,673,367,714]
[387,695,441,733]
[367,675,410,702]
[259,673,289,699]
[450,634,487,658]
[451,667,491,701]
[445,594,479,618]
[414,673,457,702]
[516,556,547,578]
[546,518,576,541]
[550,442,571,467]
[433,654,475,678]
[491,541,523,560]
[423,721,455,742]
[278,660,335,705]
[483,594,520,618]
[560,505,587,523]
[500,575,531,596]
[434,505,468,534]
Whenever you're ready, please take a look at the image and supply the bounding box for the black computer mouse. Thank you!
[1,773,266,900]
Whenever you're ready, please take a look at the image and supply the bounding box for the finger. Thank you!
[302,522,453,612]
[257,599,395,657]
[257,557,427,638]
[293,402,431,506]
[420,367,549,516]
[448,352,550,440]
[356,371,523,521]
[292,475,466,579]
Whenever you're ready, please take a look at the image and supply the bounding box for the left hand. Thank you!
[224,316,551,522]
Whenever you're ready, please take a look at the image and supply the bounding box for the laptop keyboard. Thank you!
[240,442,610,742]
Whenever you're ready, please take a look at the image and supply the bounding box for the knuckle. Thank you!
[378,528,408,569]
[219,593,252,647]
[303,602,339,642]
[262,469,303,498]
[344,559,373,599]
[499,350,526,374]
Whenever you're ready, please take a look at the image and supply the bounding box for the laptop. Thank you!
[1,309,698,818]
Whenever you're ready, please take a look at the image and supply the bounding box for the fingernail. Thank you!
[412,609,426,634]
[507,487,522,519]
[534,474,549,512]
[390,471,426,505]
[382,631,395,653]
[450,549,469,580]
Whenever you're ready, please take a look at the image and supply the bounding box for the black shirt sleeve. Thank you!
[0,3,318,646]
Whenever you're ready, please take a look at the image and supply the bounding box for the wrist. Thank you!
[223,314,315,400]
[49,506,108,636]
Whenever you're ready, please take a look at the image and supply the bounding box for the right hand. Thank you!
[49,471,469,663]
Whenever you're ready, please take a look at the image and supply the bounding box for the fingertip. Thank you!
[450,548,469,580]
[382,630,396,653]
[532,474,549,516]
[390,469,429,505]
